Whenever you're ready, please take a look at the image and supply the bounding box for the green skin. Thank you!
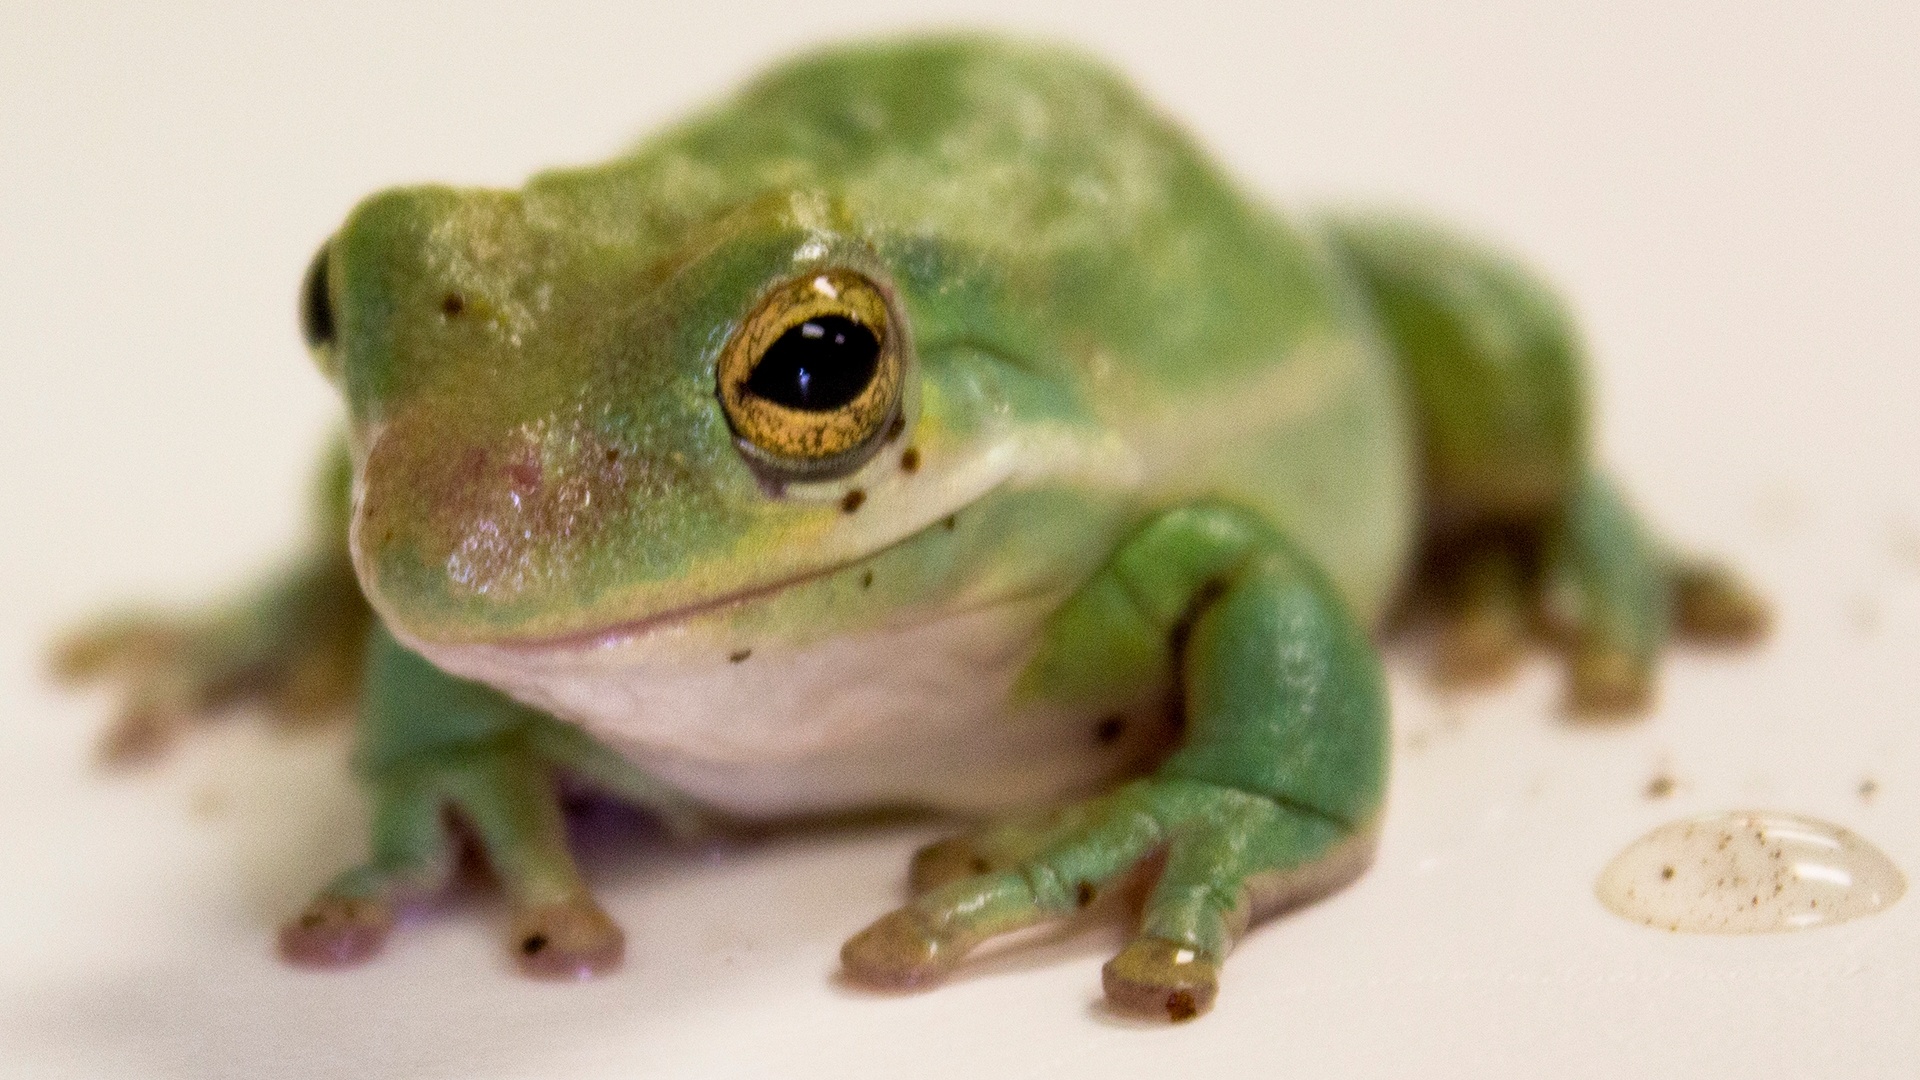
[58,36,1766,1020]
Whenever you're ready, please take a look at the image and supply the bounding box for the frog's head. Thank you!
[305,183,1040,649]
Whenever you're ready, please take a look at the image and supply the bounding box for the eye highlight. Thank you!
[718,270,903,479]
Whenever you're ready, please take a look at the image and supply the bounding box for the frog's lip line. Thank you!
[402,511,955,659]
[499,557,859,655]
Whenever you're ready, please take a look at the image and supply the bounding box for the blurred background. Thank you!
[2,2,1916,1077]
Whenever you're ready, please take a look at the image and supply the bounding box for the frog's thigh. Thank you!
[1324,213,1585,529]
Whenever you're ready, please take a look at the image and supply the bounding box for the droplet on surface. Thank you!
[1596,811,1904,933]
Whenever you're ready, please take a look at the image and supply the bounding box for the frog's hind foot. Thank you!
[1425,542,1531,687]
[1671,561,1772,646]
[52,620,219,764]
[1419,473,1769,717]
[52,590,367,766]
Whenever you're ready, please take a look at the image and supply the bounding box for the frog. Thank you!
[54,34,1768,1021]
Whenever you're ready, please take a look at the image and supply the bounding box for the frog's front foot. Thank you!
[1101,938,1219,1021]
[281,705,634,980]
[842,779,1370,1022]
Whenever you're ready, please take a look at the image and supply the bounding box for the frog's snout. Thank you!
[352,414,637,623]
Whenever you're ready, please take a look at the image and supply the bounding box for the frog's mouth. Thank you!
[380,503,962,672]
[462,548,886,656]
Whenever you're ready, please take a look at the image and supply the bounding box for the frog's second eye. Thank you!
[718,270,903,480]
[300,243,335,350]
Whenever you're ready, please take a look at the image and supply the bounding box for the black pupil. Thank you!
[744,316,879,412]
[301,245,335,348]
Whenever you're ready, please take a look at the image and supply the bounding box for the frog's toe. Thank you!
[94,695,194,766]
[1432,608,1528,686]
[279,893,395,968]
[840,908,966,990]
[48,619,188,683]
[906,813,1075,896]
[510,896,625,980]
[1101,938,1219,1022]
[906,837,995,894]
[1566,643,1655,717]
[1426,544,1531,688]
[1673,562,1771,645]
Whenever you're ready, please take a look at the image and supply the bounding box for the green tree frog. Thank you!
[56,35,1767,1021]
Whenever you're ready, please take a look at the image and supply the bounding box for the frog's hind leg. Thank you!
[52,436,370,763]
[1324,213,1768,714]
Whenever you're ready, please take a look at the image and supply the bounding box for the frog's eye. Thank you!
[300,241,343,381]
[300,243,335,349]
[718,270,903,479]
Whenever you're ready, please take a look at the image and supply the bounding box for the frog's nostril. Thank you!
[300,244,336,348]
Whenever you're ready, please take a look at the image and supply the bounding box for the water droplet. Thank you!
[1596,811,1904,933]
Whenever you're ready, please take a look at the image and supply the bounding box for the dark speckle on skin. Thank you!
[441,292,465,317]
[860,569,874,590]
[1075,882,1095,907]
[900,447,921,473]
[1165,693,1187,735]
[1661,865,1675,880]
[942,514,957,531]
[1860,777,1879,802]
[729,649,751,664]
[842,489,866,514]
[521,934,548,955]
[1094,714,1126,745]
[1645,774,1676,800]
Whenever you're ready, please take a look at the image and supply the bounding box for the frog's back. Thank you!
[535,36,1417,620]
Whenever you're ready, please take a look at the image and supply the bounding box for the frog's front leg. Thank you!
[841,504,1388,1021]
[281,628,623,979]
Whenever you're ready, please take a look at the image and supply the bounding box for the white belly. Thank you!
[409,597,1167,817]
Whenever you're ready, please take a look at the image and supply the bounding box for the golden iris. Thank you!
[718,270,902,477]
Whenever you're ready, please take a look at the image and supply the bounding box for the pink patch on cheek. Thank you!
[505,452,544,496]
[358,419,634,602]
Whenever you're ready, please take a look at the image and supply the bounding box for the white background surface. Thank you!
[3,2,1917,1076]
